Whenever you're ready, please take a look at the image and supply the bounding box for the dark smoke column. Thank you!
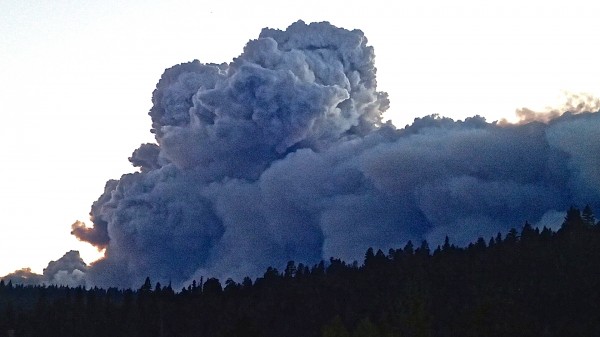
[74,21,391,288]
[72,20,600,290]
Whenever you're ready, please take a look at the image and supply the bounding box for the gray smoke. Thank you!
[3,251,87,287]
[8,21,599,288]
[512,92,600,124]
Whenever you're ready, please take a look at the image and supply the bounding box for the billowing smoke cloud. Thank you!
[512,92,600,124]
[3,251,87,287]
[6,21,600,288]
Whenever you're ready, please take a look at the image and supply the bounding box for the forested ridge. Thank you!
[2,206,600,337]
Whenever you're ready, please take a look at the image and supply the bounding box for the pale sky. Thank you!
[1,0,600,277]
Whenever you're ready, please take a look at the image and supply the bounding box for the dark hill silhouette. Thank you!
[2,205,600,337]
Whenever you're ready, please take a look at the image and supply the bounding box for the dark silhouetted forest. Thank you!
[2,206,600,337]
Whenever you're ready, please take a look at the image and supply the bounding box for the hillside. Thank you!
[1,206,600,337]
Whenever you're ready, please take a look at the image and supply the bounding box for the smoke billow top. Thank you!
[5,21,600,288]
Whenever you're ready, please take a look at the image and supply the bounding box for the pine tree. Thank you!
[404,241,414,255]
[442,236,451,251]
[521,221,537,241]
[139,277,152,294]
[417,240,431,256]
[562,206,585,231]
[364,247,375,266]
[582,205,596,226]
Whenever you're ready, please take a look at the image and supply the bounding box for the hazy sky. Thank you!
[1,0,600,277]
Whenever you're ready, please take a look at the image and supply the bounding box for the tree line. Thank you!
[1,205,600,337]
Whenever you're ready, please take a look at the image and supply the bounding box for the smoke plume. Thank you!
[3,251,87,287]
[5,21,600,288]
